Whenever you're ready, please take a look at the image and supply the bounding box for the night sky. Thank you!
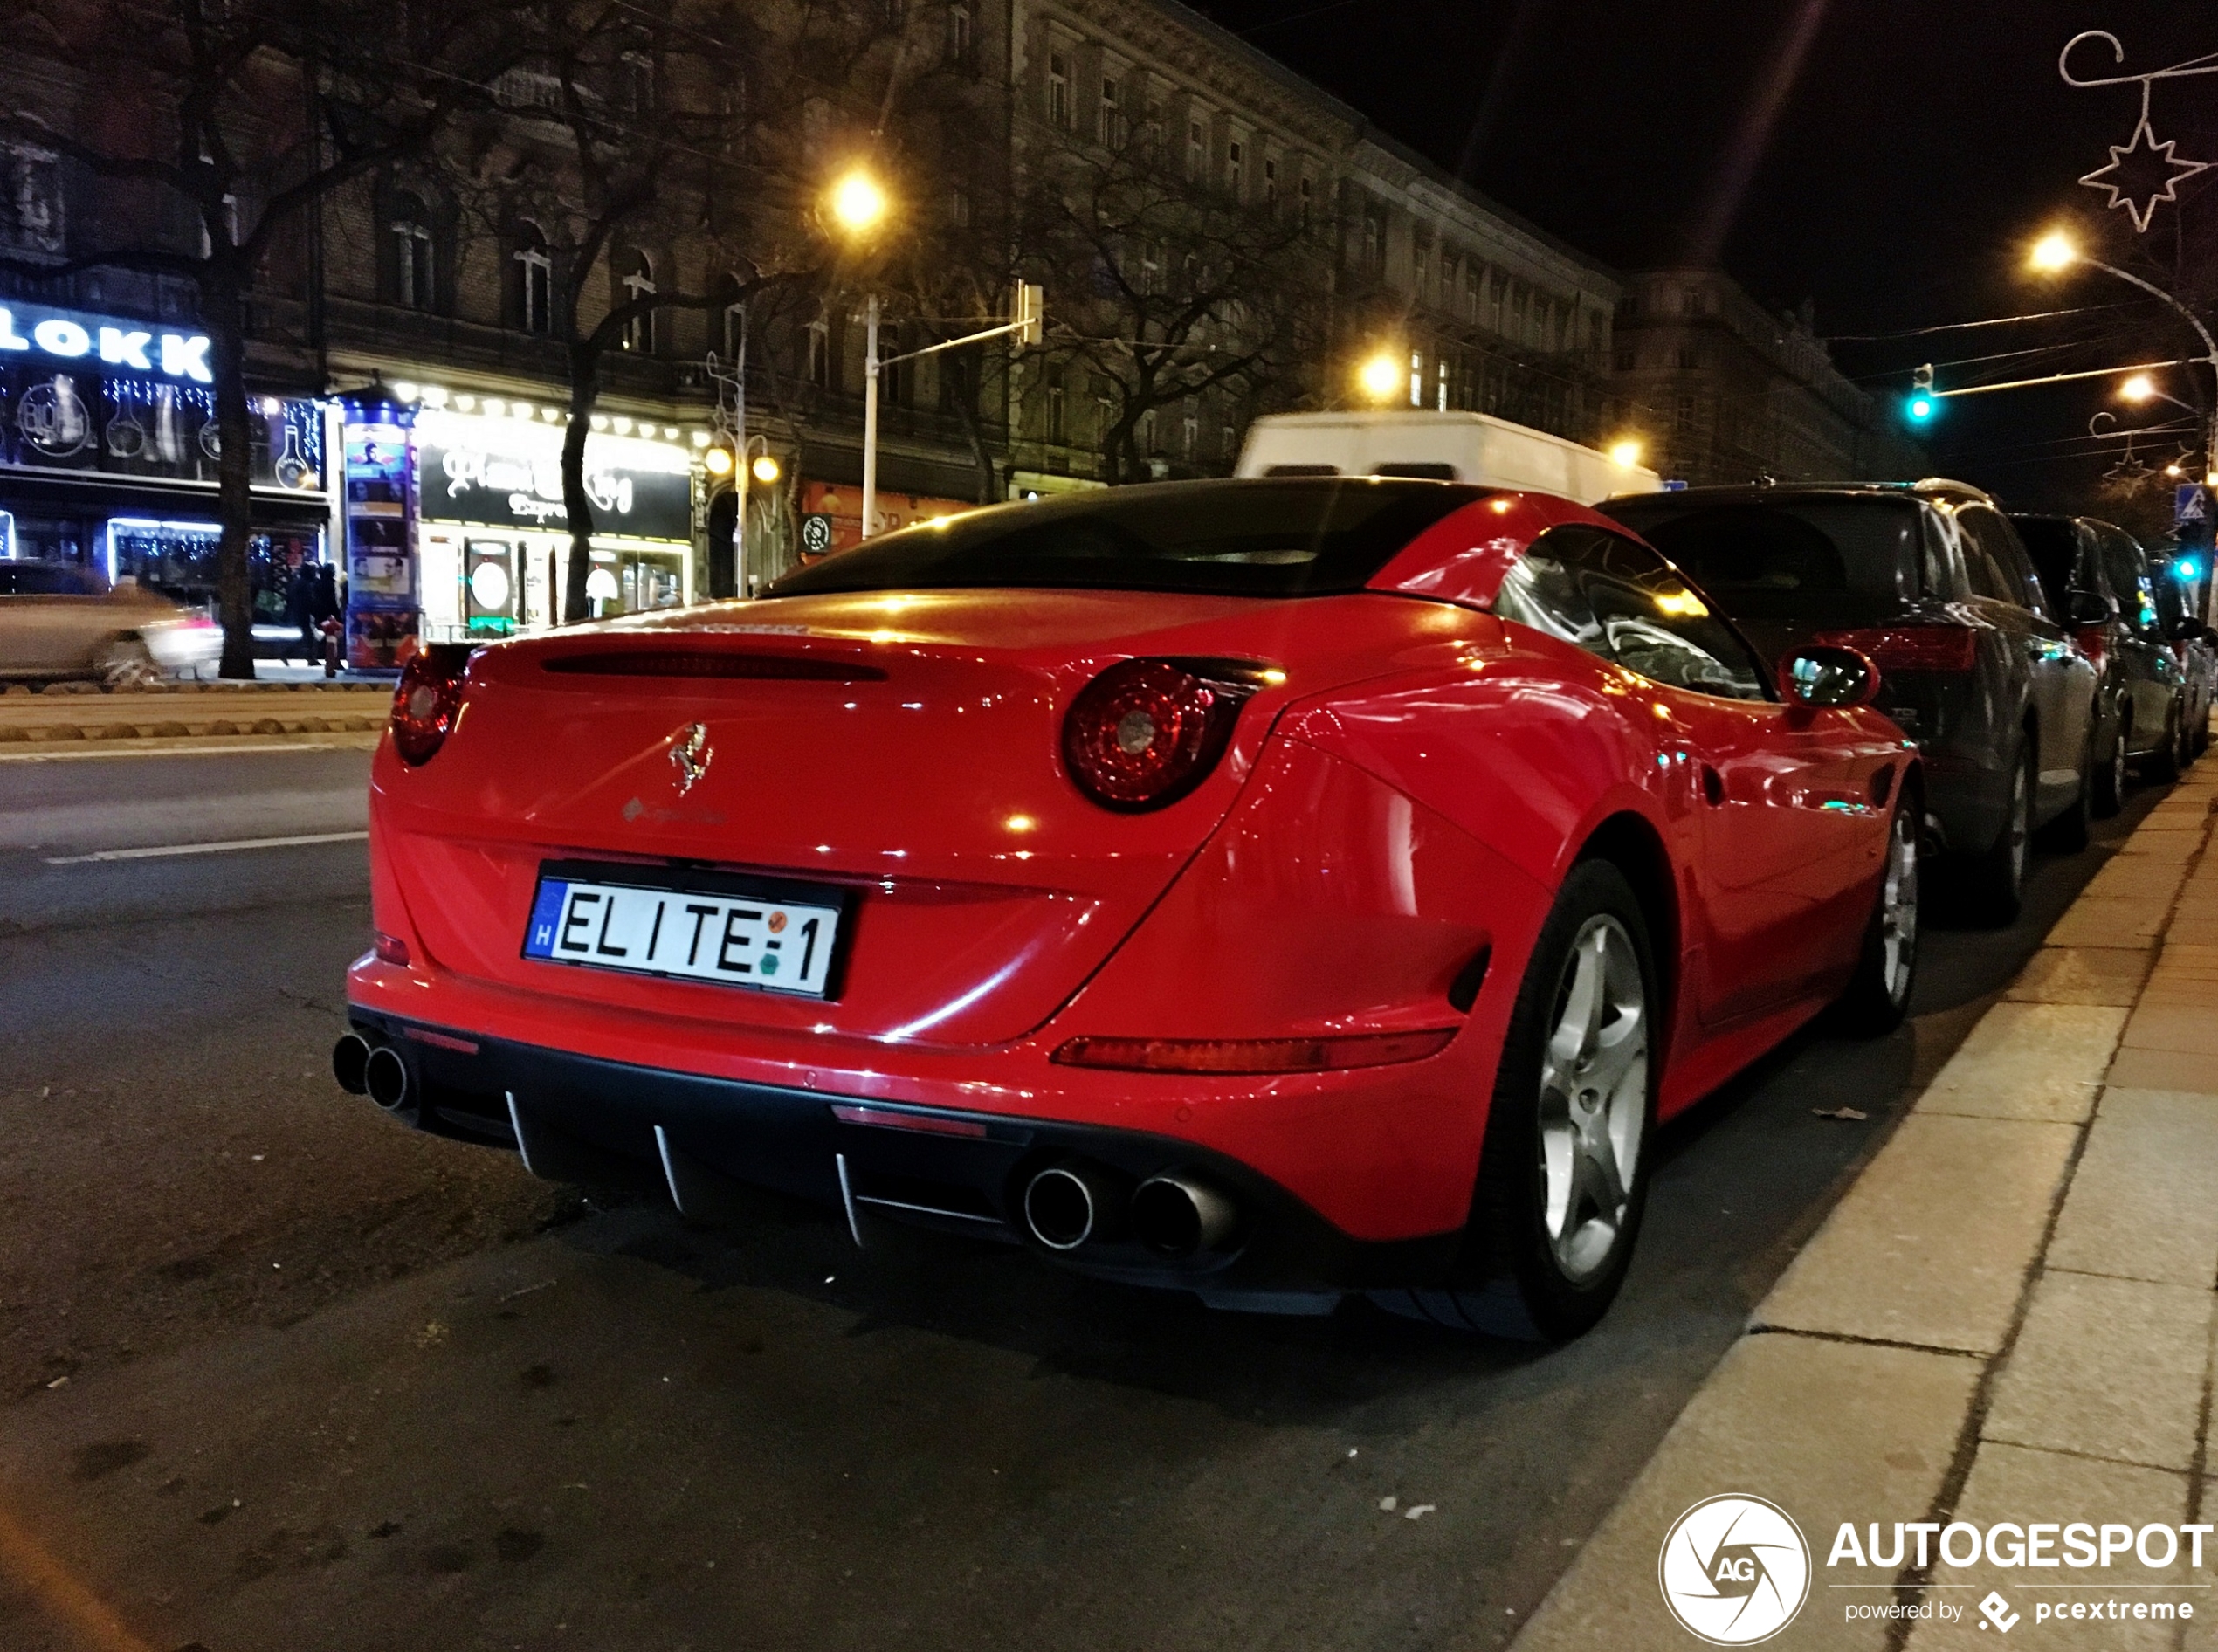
[1193,0,2218,515]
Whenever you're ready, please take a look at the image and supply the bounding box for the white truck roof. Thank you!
[1235,410,1663,506]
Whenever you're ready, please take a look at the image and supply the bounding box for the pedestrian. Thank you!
[313,562,343,677]
[286,559,318,664]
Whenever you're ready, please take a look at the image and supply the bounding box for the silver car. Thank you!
[0,561,222,684]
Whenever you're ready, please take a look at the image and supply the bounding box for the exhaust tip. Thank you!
[363,1045,410,1112]
[332,1032,372,1096]
[1023,1162,1128,1251]
[1131,1174,1237,1258]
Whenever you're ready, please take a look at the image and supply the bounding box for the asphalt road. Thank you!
[0,743,2172,1652]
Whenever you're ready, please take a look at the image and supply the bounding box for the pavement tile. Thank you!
[1981,1270,2212,1471]
[2166,919,2218,950]
[2049,1089,2218,1289]
[1903,1444,2191,1652]
[1916,1003,2126,1123]
[1755,1114,2077,1353]
[1511,1335,1978,1652]
[2122,1003,2218,1056]
[2113,833,2204,860]
[2107,1046,2218,1094]
[2082,861,2192,903]
[2047,898,2176,949]
[2004,948,2153,1008]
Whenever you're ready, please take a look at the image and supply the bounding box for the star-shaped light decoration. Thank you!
[2080,116,2214,231]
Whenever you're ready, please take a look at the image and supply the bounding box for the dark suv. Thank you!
[2010,514,2188,806]
[1604,481,2097,922]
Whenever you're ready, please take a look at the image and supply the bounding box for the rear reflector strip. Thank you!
[1051,1028,1458,1075]
[403,1027,479,1054]
[541,651,886,682]
[830,1104,991,1139]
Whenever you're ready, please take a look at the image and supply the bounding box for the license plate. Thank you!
[521,861,849,999]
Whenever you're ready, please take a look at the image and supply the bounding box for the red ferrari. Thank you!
[336,479,1919,1339]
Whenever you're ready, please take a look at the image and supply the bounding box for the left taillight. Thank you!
[389,644,474,766]
[1060,658,1258,812]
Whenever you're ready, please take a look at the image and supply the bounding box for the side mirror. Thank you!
[1779,644,1882,710]
[2068,589,2113,627]
[2168,616,2206,644]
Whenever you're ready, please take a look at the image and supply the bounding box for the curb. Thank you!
[1510,760,2218,1651]
[0,685,391,745]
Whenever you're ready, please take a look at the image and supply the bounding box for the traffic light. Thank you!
[1905,363,1939,425]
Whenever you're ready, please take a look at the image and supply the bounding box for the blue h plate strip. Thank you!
[523,880,569,958]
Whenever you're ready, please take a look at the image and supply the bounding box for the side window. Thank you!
[2100,530,2160,631]
[1918,510,1960,599]
[1958,506,2049,615]
[1500,525,1770,701]
[1953,508,2015,602]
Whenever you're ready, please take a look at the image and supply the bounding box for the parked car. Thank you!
[2149,549,2217,761]
[1236,409,1664,503]
[1603,480,2098,922]
[2009,513,2187,806]
[0,561,221,684]
[336,478,1920,1340]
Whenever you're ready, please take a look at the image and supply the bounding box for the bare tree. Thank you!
[1014,129,1326,484]
[0,0,525,675]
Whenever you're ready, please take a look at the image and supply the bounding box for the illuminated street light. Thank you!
[2120,373,2158,403]
[703,445,734,477]
[2029,231,2078,272]
[829,169,890,237]
[750,452,782,485]
[1608,438,1644,469]
[1357,353,1402,403]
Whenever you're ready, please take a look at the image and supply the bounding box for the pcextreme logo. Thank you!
[1659,1495,1813,1645]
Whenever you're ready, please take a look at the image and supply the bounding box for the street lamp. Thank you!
[828,169,890,238]
[1357,352,1402,404]
[1608,438,1645,469]
[2029,228,2218,481]
[823,167,894,542]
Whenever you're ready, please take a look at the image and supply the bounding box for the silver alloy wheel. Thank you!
[1537,914,1648,1283]
[1879,807,1919,1005]
[2005,759,2029,888]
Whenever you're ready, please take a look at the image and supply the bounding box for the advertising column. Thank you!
[341,404,418,670]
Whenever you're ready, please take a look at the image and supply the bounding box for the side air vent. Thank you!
[540,651,887,682]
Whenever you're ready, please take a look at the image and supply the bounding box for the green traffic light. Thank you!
[1906,395,1937,423]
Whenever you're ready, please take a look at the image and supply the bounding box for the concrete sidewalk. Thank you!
[0,681,389,743]
[1512,758,2218,1650]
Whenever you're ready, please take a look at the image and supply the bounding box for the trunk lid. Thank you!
[374,589,1481,1048]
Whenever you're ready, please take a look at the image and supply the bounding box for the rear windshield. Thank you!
[1601,495,1922,621]
[765,478,1489,600]
[2010,517,2084,604]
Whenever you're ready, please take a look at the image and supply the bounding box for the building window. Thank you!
[949,184,971,227]
[1361,204,1386,278]
[806,319,830,388]
[1186,119,1205,181]
[1464,263,1479,320]
[1677,346,1701,370]
[1409,351,1422,407]
[1046,382,1065,444]
[1436,357,1450,412]
[616,249,656,353]
[0,143,63,254]
[620,49,653,115]
[1098,77,1123,148]
[1674,394,1695,434]
[1181,401,1198,459]
[946,3,971,65]
[513,222,553,336]
[1615,346,1636,372]
[1263,157,1278,210]
[1226,139,1243,200]
[1138,239,1161,295]
[1413,239,1429,303]
[1298,174,1312,225]
[390,193,434,311]
[1048,53,1071,128]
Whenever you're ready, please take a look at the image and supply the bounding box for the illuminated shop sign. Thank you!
[411,409,691,543]
[0,302,212,383]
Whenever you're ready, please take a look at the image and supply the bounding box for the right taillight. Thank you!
[1061,658,1252,811]
[389,644,473,765]
[2073,624,2109,667]
[1813,625,1980,675]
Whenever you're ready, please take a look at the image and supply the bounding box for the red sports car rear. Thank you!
[340,479,1918,1338]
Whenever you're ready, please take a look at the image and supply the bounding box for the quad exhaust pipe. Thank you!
[333,1032,410,1112]
[1021,1161,1237,1258]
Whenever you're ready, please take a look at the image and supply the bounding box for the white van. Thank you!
[1236,410,1663,504]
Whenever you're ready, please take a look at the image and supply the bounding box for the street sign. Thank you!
[2178,484,2209,525]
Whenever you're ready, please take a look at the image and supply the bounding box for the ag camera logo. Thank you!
[1659,1495,1812,1644]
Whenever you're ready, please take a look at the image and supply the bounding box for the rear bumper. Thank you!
[344,1006,1468,1298]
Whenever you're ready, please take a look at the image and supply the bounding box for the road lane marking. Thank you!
[0,738,379,764]
[44,830,369,864]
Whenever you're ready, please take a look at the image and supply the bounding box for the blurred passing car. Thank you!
[1604,481,2097,922]
[2010,513,2188,805]
[337,478,1921,1340]
[0,561,220,684]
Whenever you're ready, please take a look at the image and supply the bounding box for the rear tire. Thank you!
[2146,704,2183,784]
[2092,708,2128,818]
[1836,791,1922,1035]
[1374,860,1657,1342]
[96,636,160,689]
[1962,741,2033,926]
